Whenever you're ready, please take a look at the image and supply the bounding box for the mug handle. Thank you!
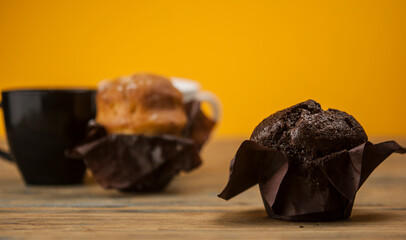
[195,91,221,122]
[0,102,13,161]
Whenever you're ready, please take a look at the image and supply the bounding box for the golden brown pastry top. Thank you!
[96,73,187,135]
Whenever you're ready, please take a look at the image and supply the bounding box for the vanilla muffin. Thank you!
[96,73,187,135]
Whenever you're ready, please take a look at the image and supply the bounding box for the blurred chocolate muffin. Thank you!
[250,100,368,167]
[96,73,187,135]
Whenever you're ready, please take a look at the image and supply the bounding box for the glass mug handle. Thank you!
[0,102,13,161]
[195,91,221,122]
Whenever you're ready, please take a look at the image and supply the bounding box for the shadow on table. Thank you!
[349,208,395,222]
[214,208,396,227]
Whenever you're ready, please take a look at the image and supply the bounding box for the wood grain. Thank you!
[0,137,405,240]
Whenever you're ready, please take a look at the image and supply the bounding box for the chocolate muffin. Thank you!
[250,100,368,168]
[219,99,405,221]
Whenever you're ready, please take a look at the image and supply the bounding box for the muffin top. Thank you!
[250,100,367,166]
[96,73,187,135]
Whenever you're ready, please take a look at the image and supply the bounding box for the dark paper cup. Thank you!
[67,101,215,192]
[219,140,406,221]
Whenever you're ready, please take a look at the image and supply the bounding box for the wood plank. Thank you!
[0,137,405,239]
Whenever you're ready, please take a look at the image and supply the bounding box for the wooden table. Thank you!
[0,137,405,239]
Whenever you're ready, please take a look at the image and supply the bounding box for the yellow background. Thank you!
[0,0,405,137]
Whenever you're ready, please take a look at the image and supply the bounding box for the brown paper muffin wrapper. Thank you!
[67,101,215,192]
[218,140,405,221]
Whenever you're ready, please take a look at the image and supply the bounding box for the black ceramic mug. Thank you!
[0,89,95,185]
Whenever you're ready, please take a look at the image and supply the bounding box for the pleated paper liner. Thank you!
[67,101,215,192]
[219,140,405,221]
